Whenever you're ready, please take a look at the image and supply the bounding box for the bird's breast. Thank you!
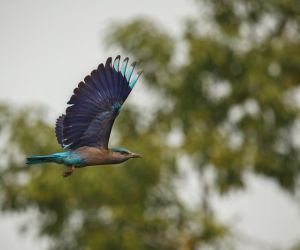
[75,147,123,166]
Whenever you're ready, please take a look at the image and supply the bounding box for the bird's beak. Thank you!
[130,152,142,158]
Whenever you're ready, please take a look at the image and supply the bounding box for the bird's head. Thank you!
[111,147,142,161]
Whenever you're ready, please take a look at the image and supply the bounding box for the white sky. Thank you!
[0,0,300,249]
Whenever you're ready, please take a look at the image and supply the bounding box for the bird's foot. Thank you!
[63,166,75,178]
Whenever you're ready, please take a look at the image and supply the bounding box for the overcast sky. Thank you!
[0,0,300,250]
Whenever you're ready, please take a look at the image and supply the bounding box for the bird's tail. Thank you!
[26,154,63,165]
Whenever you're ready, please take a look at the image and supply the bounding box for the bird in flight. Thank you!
[27,56,142,177]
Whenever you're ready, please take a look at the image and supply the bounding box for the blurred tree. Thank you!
[0,102,227,250]
[107,1,300,193]
[1,0,300,249]
[290,242,300,250]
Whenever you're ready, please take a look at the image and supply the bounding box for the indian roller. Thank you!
[27,56,142,177]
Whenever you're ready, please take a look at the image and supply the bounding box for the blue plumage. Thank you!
[129,71,142,89]
[126,62,136,82]
[27,56,142,177]
[121,57,129,77]
[63,56,140,150]
[112,147,130,154]
[55,115,65,148]
[27,152,85,167]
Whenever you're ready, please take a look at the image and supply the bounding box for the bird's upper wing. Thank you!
[55,114,65,147]
[55,56,142,150]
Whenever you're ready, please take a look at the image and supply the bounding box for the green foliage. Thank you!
[107,0,300,193]
[0,105,177,249]
[290,242,300,250]
[1,0,300,249]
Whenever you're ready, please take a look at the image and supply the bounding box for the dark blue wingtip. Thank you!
[113,55,121,72]
[105,57,112,67]
[113,56,143,89]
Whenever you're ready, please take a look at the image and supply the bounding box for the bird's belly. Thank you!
[84,157,126,166]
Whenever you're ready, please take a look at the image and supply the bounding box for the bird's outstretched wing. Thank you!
[55,114,65,147]
[55,56,142,150]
